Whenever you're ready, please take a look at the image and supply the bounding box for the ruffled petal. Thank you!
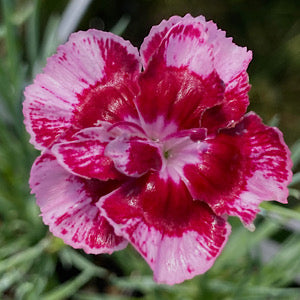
[139,14,252,133]
[205,21,252,84]
[137,68,224,131]
[105,137,162,177]
[200,21,252,131]
[52,139,121,181]
[98,174,230,284]
[30,153,127,254]
[183,112,292,225]
[137,17,226,131]
[140,15,205,68]
[24,29,141,150]
[200,68,251,133]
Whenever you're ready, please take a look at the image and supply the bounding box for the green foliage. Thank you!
[0,0,299,299]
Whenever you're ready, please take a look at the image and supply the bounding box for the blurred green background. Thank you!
[0,0,299,299]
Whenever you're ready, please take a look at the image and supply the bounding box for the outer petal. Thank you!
[30,153,127,254]
[98,174,230,284]
[140,14,205,68]
[137,68,224,131]
[137,18,226,131]
[140,14,252,133]
[24,29,140,150]
[205,20,252,84]
[200,66,251,133]
[183,112,293,225]
[200,21,252,131]
[141,14,252,83]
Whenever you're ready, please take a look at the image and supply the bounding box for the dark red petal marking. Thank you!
[165,127,207,142]
[139,15,252,133]
[105,138,162,177]
[137,67,224,130]
[205,20,252,85]
[30,153,126,254]
[184,112,292,225]
[98,174,230,284]
[23,30,140,150]
[137,19,227,130]
[52,139,121,181]
[199,20,252,132]
[200,71,250,132]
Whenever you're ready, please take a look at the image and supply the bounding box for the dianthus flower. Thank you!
[23,14,292,284]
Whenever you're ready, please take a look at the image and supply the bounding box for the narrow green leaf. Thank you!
[1,0,20,85]
[11,1,34,25]
[214,219,279,270]
[290,172,300,187]
[289,188,300,199]
[0,239,49,273]
[75,292,132,300]
[59,248,107,276]
[260,202,300,221]
[260,234,300,286]
[111,15,131,36]
[26,0,40,69]
[39,15,61,68]
[57,0,93,43]
[0,238,28,259]
[42,270,94,300]
[208,279,300,298]
[268,114,280,127]
[291,139,300,170]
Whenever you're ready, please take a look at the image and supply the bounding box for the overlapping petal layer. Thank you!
[139,15,252,133]
[183,113,292,225]
[24,14,292,285]
[30,153,126,253]
[24,30,141,150]
[137,20,225,130]
[105,137,162,177]
[99,173,230,284]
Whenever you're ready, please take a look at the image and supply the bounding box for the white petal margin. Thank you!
[23,29,140,150]
[97,176,231,285]
[30,153,127,254]
[140,14,206,69]
[99,208,231,284]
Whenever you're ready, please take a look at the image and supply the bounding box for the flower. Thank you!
[23,14,292,285]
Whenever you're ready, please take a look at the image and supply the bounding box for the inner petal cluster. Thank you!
[103,119,207,183]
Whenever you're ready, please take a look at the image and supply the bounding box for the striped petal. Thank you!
[184,112,292,225]
[98,174,230,284]
[24,30,140,150]
[30,153,127,254]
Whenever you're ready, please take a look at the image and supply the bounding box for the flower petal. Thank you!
[105,137,162,177]
[205,20,252,84]
[52,139,121,181]
[183,112,292,225]
[200,21,252,131]
[140,14,252,133]
[140,15,203,68]
[98,174,230,284]
[200,70,251,132]
[137,18,226,130]
[23,29,140,150]
[137,68,224,131]
[30,153,127,254]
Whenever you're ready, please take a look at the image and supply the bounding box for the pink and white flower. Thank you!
[23,14,292,284]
